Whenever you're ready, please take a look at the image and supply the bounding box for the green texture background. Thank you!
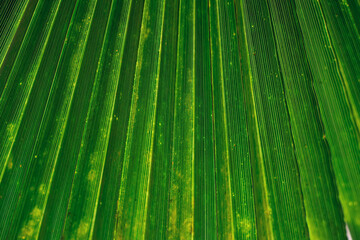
[0,0,359,239]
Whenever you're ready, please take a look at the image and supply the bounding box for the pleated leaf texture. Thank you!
[0,0,359,239]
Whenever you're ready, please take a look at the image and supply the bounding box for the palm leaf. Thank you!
[0,0,359,239]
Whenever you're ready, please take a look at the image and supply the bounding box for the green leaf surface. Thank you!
[0,0,359,239]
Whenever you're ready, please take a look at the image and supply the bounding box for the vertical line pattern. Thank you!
[0,0,359,239]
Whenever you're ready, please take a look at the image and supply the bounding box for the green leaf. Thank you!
[0,0,359,239]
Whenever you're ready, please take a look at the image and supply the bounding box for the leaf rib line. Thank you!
[265,0,310,237]
[214,0,235,237]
